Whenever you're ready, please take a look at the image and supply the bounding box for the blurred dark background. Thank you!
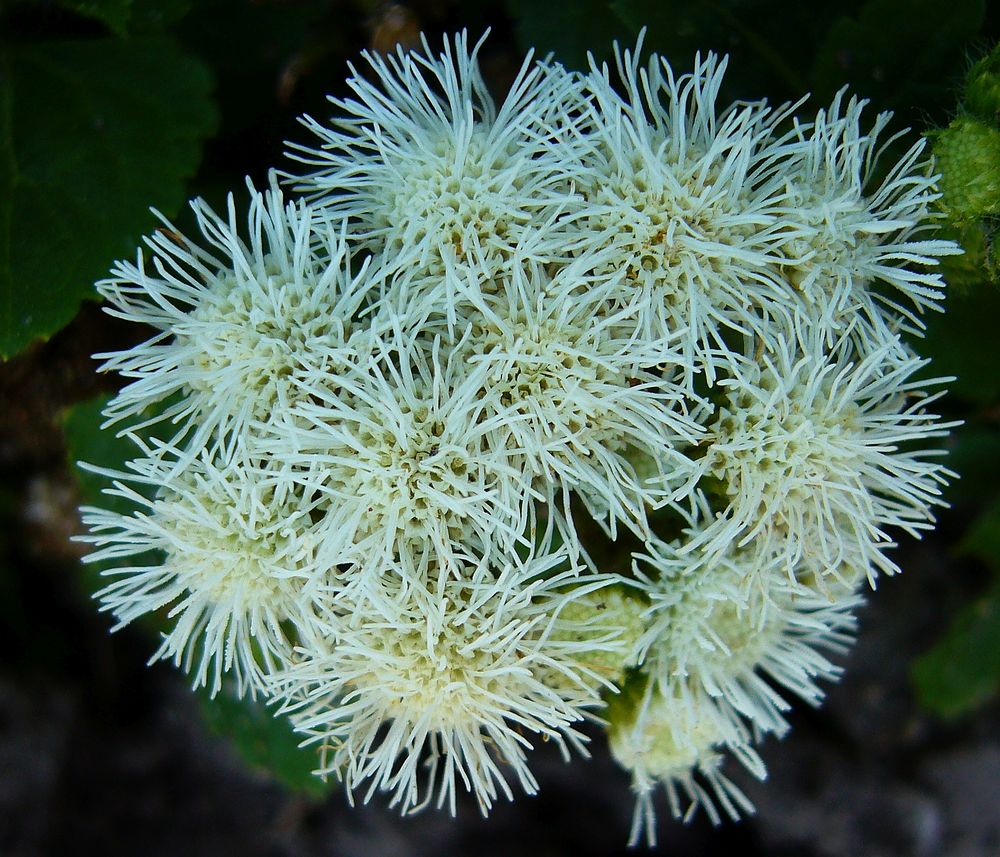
[2,1,1000,854]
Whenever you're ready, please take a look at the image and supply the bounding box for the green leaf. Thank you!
[54,0,191,34]
[942,425,1000,508]
[197,685,336,798]
[64,394,132,508]
[961,497,1000,569]
[920,281,1000,406]
[175,0,334,202]
[912,583,1000,717]
[0,35,217,359]
[811,0,985,120]
[59,0,133,35]
[506,0,632,70]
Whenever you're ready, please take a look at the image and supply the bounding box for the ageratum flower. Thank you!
[635,535,860,737]
[79,454,329,697]
[775,91,961,341]
[272,540,616,816]
[439,252,707,552]
[692,330,955,583]
[264,328,533,586]
[76,28,960,844]
[607,675,763,846]
[95,177,376,467]
[288,31,588,282]
[576,46,809,385]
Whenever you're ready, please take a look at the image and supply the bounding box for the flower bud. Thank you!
[964,43,1000,125]
[933,116,1000,221]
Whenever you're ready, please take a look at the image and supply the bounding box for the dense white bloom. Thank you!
[79,455,328,697]
[692,329,954,582]
[636,536,860,736]
[272,545,614,815]
[441,254,707,549]
[776,91,960,339]
[77,29,961,837]
[265,329,533,585]
[608,676,762,846]
[288,31,588,280]
[95,178,375,465]
[577,47,809,383]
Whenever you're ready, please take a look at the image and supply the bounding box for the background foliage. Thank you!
[1,0,999,850]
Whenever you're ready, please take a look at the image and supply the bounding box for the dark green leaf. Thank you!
[941,425,1000,508]
[64,394,132,508]
[506,0,632,70]
[610,0,724,67]
[59,0,132,35]
[175,0,335,203]
[960,497,1000,568]
[920,281,1000,406]
[912,582,1000,717]
[55,0,191,34]
[812,0,985,121]
[0,35,217,359]
[197,685,336,798]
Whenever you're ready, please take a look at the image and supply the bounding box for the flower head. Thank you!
[79,455,328,697]
[288,31,587,280]
[607,674,762,846]
[77,30,961,837]
[273,543,613,815]
[776,91,960,338]
[440,254,707,549]
[693,330,954,582]
[95,178,374,465]
[576,47,808,383]
[636,535,860,735]
[265,329,532,585]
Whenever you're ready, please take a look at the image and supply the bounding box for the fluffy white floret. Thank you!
[636,535,860,736]
[287,31,588,279]
[264,329,534,586]
[577,45,810,383]
[77,29,963,833]
[78,455,328,697]
[693,328,955,582]
[95,178,374,466]
[776,90,961,339]
[607,675,762,847]
[272,544,615,816]
[434,255,708,552]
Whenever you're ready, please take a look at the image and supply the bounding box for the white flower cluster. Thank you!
[78,31,957,843]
